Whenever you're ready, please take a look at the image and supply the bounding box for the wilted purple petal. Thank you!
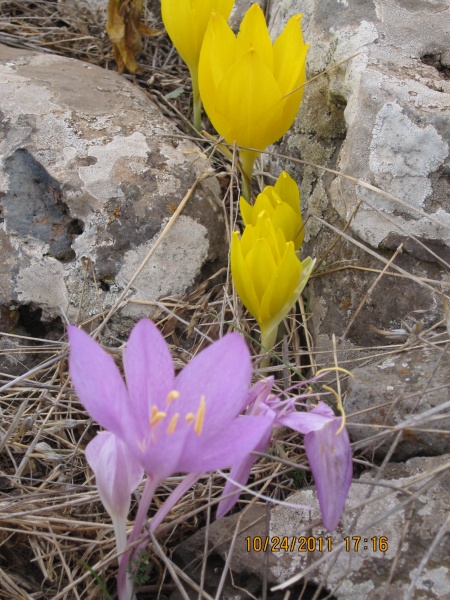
[175,333,252,430]
[245,376,274,410]
[68,326,131,437]
[276,402,352,531]
[304,417,352,531]
[85,431,144,520]
[123,319,174,422]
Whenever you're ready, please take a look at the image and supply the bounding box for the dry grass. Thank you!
[1,1,450,599]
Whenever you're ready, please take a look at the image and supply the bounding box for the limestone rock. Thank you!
[173,454,450,599]
[0,45,227,339]
[268,0,450,351]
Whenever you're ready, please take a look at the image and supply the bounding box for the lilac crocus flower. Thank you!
[69,319,271,479]
[218,379,352,532]
[68,319,273,598]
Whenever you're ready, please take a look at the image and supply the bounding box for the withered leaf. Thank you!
[106,0,162,74]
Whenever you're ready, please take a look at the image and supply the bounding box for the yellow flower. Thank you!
[199,4,308,195]
[240,171,304,250]
[161,0,234,130]
[231,215,314,352]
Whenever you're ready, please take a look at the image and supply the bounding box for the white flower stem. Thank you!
[117,476,158,600]
[113,516,136,600]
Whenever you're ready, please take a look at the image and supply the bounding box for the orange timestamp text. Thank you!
[245,536,389,553]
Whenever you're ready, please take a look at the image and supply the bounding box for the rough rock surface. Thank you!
[268,0,450,353]
[173,454,450,600]
[346,340,450,460]
[0,45,226,342]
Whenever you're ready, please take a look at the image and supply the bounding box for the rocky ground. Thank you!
[0,0,449,599]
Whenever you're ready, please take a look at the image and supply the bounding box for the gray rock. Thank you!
[0,45,226,338]
[345,341,450,460]
[270,0,450,251]
[173,454,450,599]
[267,0,450,353]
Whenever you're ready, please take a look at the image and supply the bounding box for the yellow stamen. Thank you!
[194,396,206,437]
[166,390,180,404]
[167,413,179,434]
[149,405,166,428]
[322,385,347,435]
[185,413,195,424]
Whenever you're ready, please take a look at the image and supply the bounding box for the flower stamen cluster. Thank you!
[147,394,206,437]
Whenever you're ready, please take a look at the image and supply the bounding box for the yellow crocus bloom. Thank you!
[161,0,234,130]
[199,4,308,196]
[231,215,314,353]
[240,171,304,250]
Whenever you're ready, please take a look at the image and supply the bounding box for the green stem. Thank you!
[260,325,278,369]
[240,150,258,202]
[190,67,202,132]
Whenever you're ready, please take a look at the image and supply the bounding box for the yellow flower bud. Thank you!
[161,0,234,130]
[162,0,234,73]
[231,215,314,351]
[240,171,304,250]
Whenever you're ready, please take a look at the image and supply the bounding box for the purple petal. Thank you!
[85,432,144,520]
[245,377,274,413]
[68,325,130,436]
[309,401,335,418]
[216,423,273,519]
[123,319,175,428]
[130,427,189,482]
[277,411,331,434]
[304,418,352,531]
[178,414,273,473]
[175,333,252,431]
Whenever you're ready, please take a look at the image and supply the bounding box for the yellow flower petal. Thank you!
[230,232,260,321]
[246,239,278,300]
[236,3,273,72]
[260,241,302,327]
[162,0,233,71]
[214,49,283,149]
[239,195,254,226]
[272,203,303,250]
[198,11,238,136]
[273,15,307,96]
[274,171,300,215]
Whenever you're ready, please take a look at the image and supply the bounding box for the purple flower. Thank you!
[69,318,272,486]
[69,319,273,599]
[218,379,352,532]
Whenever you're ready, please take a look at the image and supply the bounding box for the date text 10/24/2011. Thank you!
[245,536,389,553]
